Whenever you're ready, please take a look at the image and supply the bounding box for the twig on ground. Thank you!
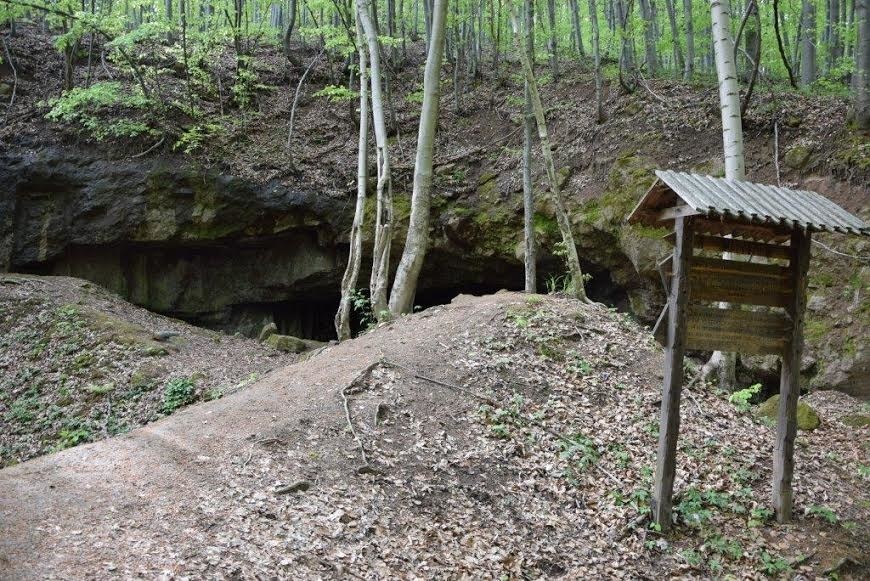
[342,359,385,467]
[382,359,496,405]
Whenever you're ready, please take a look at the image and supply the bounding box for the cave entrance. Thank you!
[190,261,631,342]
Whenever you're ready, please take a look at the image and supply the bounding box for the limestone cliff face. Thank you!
[3,146,866,398]
[1,146,665,323]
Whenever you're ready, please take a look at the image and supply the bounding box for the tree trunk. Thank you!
[742,0,759,82]
[664,0,685,74]
[800,0,816,86]
[336,16,370,341]
[569,0,585,56]
[589,0,605,122]
[683,0,694,79]
[523,0,536,293]
[510,5,591,303]
[388,0,448,316]
[710,0,745,391]
[640,0,659,74]
[359,0,394,320]
[546,0,559,80]
[829,0,842,71]
[856,0,870,129]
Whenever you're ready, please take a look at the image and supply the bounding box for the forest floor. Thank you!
[0,274,296,467]
[1,290,868,579]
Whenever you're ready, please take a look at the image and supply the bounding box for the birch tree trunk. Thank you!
[359,0,394,320]
[523,0,537,293]
[388,0,449,316]
[510,5,591,303]
[335,15,370,341]
[856,0,870,129]
[710,0,744,391]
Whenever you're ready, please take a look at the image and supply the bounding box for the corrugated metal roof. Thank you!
[629,170,869,236]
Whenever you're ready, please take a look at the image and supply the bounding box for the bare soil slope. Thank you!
[1,292,867,579]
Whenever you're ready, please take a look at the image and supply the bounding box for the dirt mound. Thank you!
[1,292,868,579]
[0,274,295,467]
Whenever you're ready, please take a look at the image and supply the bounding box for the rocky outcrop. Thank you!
[2,146,663,337]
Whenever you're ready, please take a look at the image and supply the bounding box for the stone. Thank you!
[756,395,821,431]
[783,146,812,170]
[265,334,307,353]
[275,480,310,494]
[152,331,180,342]
[258,323,278,342]
[807,294,826,312]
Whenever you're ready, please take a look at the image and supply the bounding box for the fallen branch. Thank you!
[382,359,496,405]
[130,136,165,159]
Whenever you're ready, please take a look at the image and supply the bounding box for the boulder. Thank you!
[756,395,821,431]
[265,334,307,353]
[258,322,278,342]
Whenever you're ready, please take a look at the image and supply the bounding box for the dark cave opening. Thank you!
[212,261,632,343]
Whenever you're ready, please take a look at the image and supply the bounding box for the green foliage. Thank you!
[313,85,359,103]
[350,288,376,331]
[162,377,196,414]
[45,82,155,141]
[54,427,92,451]
[728,383,761,413]
[758,551,790,576]
[806,504,838,524]
[173,122,225,154]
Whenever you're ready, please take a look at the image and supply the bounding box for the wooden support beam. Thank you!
[772,229,811,523]
[664,232,792,260]
[651,216,693,532]
[657,205,701,221]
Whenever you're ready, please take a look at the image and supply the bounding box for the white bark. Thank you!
[388,0,449,316]
[711,0,745,181]
[359,0,394,320]
[335,13,370,341]
[710,0,745,390]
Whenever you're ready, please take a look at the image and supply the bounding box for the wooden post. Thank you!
[652,216,693,531]
[772,228,811,523]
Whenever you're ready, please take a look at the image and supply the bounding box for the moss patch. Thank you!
[756,395,821,431]
[840,414,870,428]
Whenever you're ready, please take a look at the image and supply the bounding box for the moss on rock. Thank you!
[265,334,307,353]
[756,395,821,431]
[783,146,812,170]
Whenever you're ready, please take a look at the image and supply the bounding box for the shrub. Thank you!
[162,377,196,414]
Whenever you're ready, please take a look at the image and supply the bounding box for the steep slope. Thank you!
[0,274,296,467]
[1,293,867,578]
